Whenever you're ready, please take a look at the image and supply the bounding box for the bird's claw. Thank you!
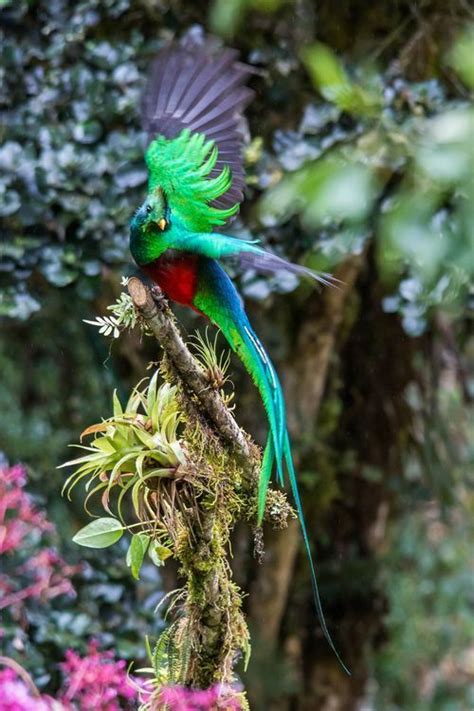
[150,285,166,305]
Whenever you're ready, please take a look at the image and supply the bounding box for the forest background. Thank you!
[1,0,473,709]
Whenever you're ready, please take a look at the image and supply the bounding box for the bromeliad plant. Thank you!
[61,374,188,570]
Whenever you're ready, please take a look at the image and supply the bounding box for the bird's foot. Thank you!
[150,285,167,307]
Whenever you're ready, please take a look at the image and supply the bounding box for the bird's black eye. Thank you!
[146,204,152,214]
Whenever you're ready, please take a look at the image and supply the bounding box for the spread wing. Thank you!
[141,37,254,218]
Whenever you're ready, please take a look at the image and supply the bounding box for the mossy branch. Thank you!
[124,277,297,698]
[127,276,293,529]
[65,276,295,703]
[128,278,253,469]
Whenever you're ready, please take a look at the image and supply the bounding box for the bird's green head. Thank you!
[131,187,169,234]
[130,188,170,264]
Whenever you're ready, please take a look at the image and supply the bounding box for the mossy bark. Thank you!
[129,278,296,699]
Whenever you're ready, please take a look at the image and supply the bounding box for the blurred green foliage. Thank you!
[211,0,287,38]
[370,373,474,709]
[301,42,382,117]
[0,0,151,319]
[374,499,474,710]
[260,33,473,334]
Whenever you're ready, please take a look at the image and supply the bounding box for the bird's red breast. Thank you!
[142,253,199,308]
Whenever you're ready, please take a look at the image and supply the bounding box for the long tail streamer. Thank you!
[227,317,350,675]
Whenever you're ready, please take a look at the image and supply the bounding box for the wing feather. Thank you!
[141,37,254,219]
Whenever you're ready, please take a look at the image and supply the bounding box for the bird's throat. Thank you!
[130,226,167,266]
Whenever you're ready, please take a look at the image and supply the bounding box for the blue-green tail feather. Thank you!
[239,324,285,491]
[240,326,350,674]
[258,438,275,520]
[195,259,348,672]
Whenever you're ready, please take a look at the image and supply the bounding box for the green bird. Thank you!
[130,37,347,672]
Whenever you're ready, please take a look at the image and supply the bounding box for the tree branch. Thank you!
[127,276,293,529]
[128,277,253,470]
[127,276,297,694]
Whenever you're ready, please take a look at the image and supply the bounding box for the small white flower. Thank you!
[83,283,144,339]
[83,315,122,339]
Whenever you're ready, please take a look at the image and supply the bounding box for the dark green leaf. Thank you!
[126,533,150,580]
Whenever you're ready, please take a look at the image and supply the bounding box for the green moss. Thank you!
[131,353,254,695]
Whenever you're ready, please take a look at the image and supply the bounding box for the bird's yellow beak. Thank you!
[157,218,167,231]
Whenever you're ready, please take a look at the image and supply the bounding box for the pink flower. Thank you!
[58,641,137,710]
[0,645,138,711]
[0,668,56,711]
[0,464,78,613]
[155,684,242,710]
[3,464,27,486]
[0,464,53,555]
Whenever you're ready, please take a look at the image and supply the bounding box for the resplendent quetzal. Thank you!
[130,37,347,672]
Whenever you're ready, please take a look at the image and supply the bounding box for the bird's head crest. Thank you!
[144,129,240,232]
